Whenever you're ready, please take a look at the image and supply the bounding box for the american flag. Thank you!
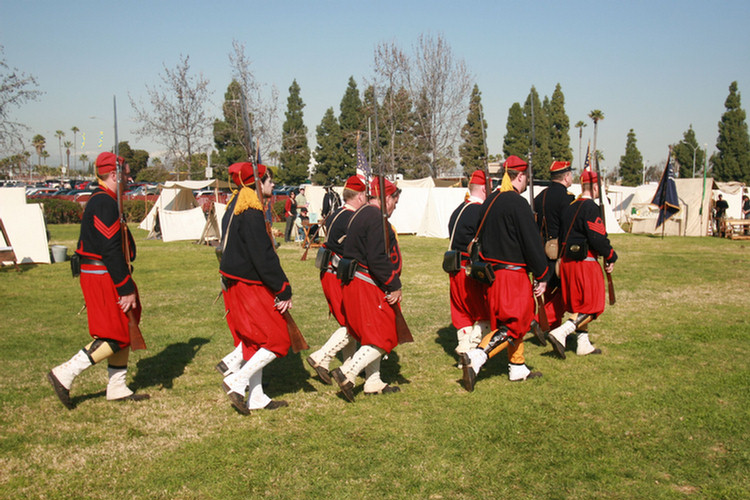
[356,132,371,180]
[582,141,592,172]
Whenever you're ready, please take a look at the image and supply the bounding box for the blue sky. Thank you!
[2,0,749,176]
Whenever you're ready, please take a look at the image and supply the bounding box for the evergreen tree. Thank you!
[279,79,310,185]
[713,81,750,183]
[525,87,551,180]
[339,77,363,178]
[313,108,345,185]
[548,83,572,165]
[618,129,643,186]
[459,84,487,177]
[672,125,705,179]
[213,80,249,169]
[503,102,526,160]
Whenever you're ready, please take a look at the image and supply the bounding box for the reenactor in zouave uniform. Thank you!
[447,170,490,360]
[306,176,368,384]
[47,152,149,408]
[547,168,617,358]
[461,156,549,391]
[331,177,404,402]
[534,160,576,331]
[219,162,292,414]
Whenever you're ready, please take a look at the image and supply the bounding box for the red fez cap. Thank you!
[503,155,528,171]
[229,162,267,186]
[95,152,120,175]
[469,170,486,185]
[370,176,397,198]
[344,175,367,192]
[550,161,572,173]
[581,169,598,184]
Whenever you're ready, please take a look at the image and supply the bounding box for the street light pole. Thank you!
[685,142,701,178]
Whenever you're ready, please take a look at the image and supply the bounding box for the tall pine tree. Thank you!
[313,107,345,185]
[279,79,310,185]
[713,81,750,183]
[213,80,248,174]
[339,77,363,178]
[618,129,643,186]
[459,84,487,177]
[672,125,705,179]
[503,102,526,160]
[548,83,572,165]
[525,87,551,180]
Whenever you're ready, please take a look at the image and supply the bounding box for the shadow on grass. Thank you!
[71,389,106,408]
[264,351,317,398]
[131,337,209,390]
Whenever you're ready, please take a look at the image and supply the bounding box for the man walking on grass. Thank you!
[48,152,149,409]
[546,168,617,358]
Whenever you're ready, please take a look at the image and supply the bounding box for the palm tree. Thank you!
[55,130,65,168]
[63,141,73,176]
[32,134,46,167]
[71,126,80,170]
[588,110,604,170]
[575,120,587,170]
[79,154,89,176]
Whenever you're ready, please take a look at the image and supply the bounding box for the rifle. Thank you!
[239,90,308,352]
[527,98,550,333]
[591,125,616,305]
[114,96,146,351]
[479,105,491,194]
[373,88,413,344]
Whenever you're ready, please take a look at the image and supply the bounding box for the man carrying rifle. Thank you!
[331,177,403,401]
[547,168,617,358]
[306,176,368,384]
[460,156,549,390]
[447,170,490,361]
[48,152,149,409]
[219,162,292,414]
[534,161,576,331]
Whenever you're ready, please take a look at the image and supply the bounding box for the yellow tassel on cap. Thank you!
[233,186,264,215]
[500,169,513,192]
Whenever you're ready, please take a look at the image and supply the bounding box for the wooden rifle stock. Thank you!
[535,294,550,333]
[606,270,616,305]
[283,311,309,353]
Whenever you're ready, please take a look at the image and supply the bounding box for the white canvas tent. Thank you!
[198,202,227,245]
[139,180,230,242]
[0,187,51,264]
[628,178,716,236]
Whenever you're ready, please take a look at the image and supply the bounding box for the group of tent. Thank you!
[2,175,746,267]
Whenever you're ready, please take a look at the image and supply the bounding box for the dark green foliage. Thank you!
[313,108,346,184]
[503,102,527,160]
[548,83,572,166]
[459,84,487,177]
[123,200,155,223]
[31,198,82,224]
[213,80,250,170]
[136,164,170,183]
[526,87,551,180]
[713,81,750,183]
[672,125,706,179]
[618,129,644,186]
[279,79,311,185]
[117,141,149,179]
[339,77,363,176]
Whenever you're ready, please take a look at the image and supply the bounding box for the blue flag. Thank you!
[652,153,680,229]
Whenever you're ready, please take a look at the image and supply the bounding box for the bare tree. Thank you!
[408,33,472,177]
[130,54,213,179]
[372,40,410,176]
[0,46,42,154]
[228,40,280,158]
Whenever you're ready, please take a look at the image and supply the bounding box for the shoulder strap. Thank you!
[448,201,473,250]
[561,198,586,246]
[541,189,549,239]
[470,191,502,244]
[324,207,348,245]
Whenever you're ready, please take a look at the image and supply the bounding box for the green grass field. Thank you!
[1,226,748,499]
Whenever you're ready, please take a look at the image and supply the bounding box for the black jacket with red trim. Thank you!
[76,186,136,296]
[448,199,483,257]
[476,189,549,282]
[534,181,576,241]
[219,196,292,301]
[323,205,358,257]
[561,197,618,264]
[342,204,402,292]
